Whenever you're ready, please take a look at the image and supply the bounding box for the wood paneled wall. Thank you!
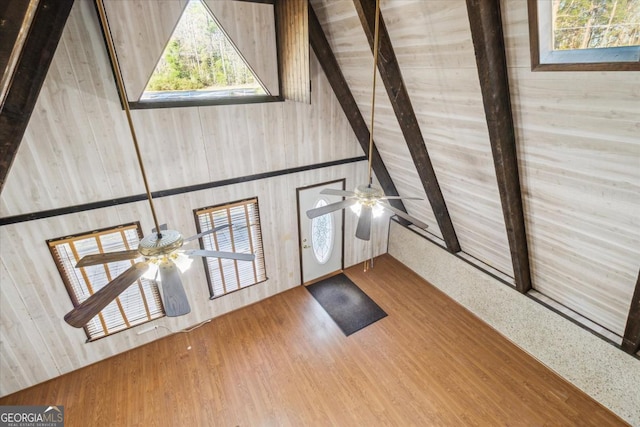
[312,0,639,338]
[1,0,637,397]
[311,0,514,274]
[275,0,310,102]
[205,0,279,95]
[0,162,389,396]
[102,0,187,101]
[501,0,640,335]
[0,0,358,216]
[0,0,387,396]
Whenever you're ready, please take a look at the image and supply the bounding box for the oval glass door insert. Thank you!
[311,199,334,264]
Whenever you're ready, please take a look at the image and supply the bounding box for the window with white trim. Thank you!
[48,223,164,341]
[194,198,267,298]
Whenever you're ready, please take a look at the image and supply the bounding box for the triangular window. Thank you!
[140,0,268,102]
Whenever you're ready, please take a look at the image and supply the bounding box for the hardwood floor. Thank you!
[0,255,626,426]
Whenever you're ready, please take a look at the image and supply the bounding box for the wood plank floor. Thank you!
[0,254,627,426]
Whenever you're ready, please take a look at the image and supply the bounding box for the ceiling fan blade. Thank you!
[320,188,356,197]
[380,196,422,201]
[75,249,140,268]
[183,249,255,262]
[64,262,149,327]
[183,223,231,243]
[159,259,190,317]
[381,202,429,230]
[306,198,358,219]
[355,205,373,241]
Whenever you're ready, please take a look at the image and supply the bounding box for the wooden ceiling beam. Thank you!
[0,0,74,193]
[308,4,407,216]
[352,0,461,253]
[622,271,640,354]
[465,0,532,293]
[1,0,33,105]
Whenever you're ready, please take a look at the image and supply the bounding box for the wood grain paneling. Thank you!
[205,0,279,95]
[0,0,387,396]
[2,0,637,400]
[102,0,187,101]
[308,4,407,217]
[0,162,388,396]
[353,0,461,253]
[313,0,639,337]
[311,0,514,273]
[0,255,626,426]
[0,1,360,216]
[0,0,146,214]
[275,0,309,102]
[0,0,74,193]
[502,0,640,335]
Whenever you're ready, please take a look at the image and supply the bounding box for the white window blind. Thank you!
[194,198,267,298]
[48,223,164,341]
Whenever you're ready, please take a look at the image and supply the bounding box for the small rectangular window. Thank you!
[48,223,164,341]
[194,198,267,298]
[528,0,640,70]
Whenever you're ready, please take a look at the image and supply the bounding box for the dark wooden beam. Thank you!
[465,0,532,293]
[0,0,74,193]
[352,0,461,253]
[0,156,367,226]
[308,4,407,216]
[622,271,640,354]
[0,0,32,89]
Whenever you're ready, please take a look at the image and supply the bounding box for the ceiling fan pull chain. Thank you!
[370,226,375,269]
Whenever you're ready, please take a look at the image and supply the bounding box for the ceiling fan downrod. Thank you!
[96,0,163,238]
[366,0,382,188]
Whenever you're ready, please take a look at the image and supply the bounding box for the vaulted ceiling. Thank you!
[0,0,638,399]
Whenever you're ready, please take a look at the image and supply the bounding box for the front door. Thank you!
[296,179,345,284]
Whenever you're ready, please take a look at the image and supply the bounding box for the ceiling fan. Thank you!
[306,0,427,241]
[64,1,255,328]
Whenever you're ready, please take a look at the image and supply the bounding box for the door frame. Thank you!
[296,178,346,285]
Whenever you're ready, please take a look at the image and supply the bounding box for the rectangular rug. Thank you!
[306,273,387,336]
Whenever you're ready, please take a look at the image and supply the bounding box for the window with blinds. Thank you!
[48,223,164,341]
[194,198,267,298]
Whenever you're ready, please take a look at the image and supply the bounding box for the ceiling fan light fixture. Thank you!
[351,202,385,219]
[350,185,386,218]
[372,202,384,218]
[143,251,194,281]
[303,0,427,244]
[172,252,194,273]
